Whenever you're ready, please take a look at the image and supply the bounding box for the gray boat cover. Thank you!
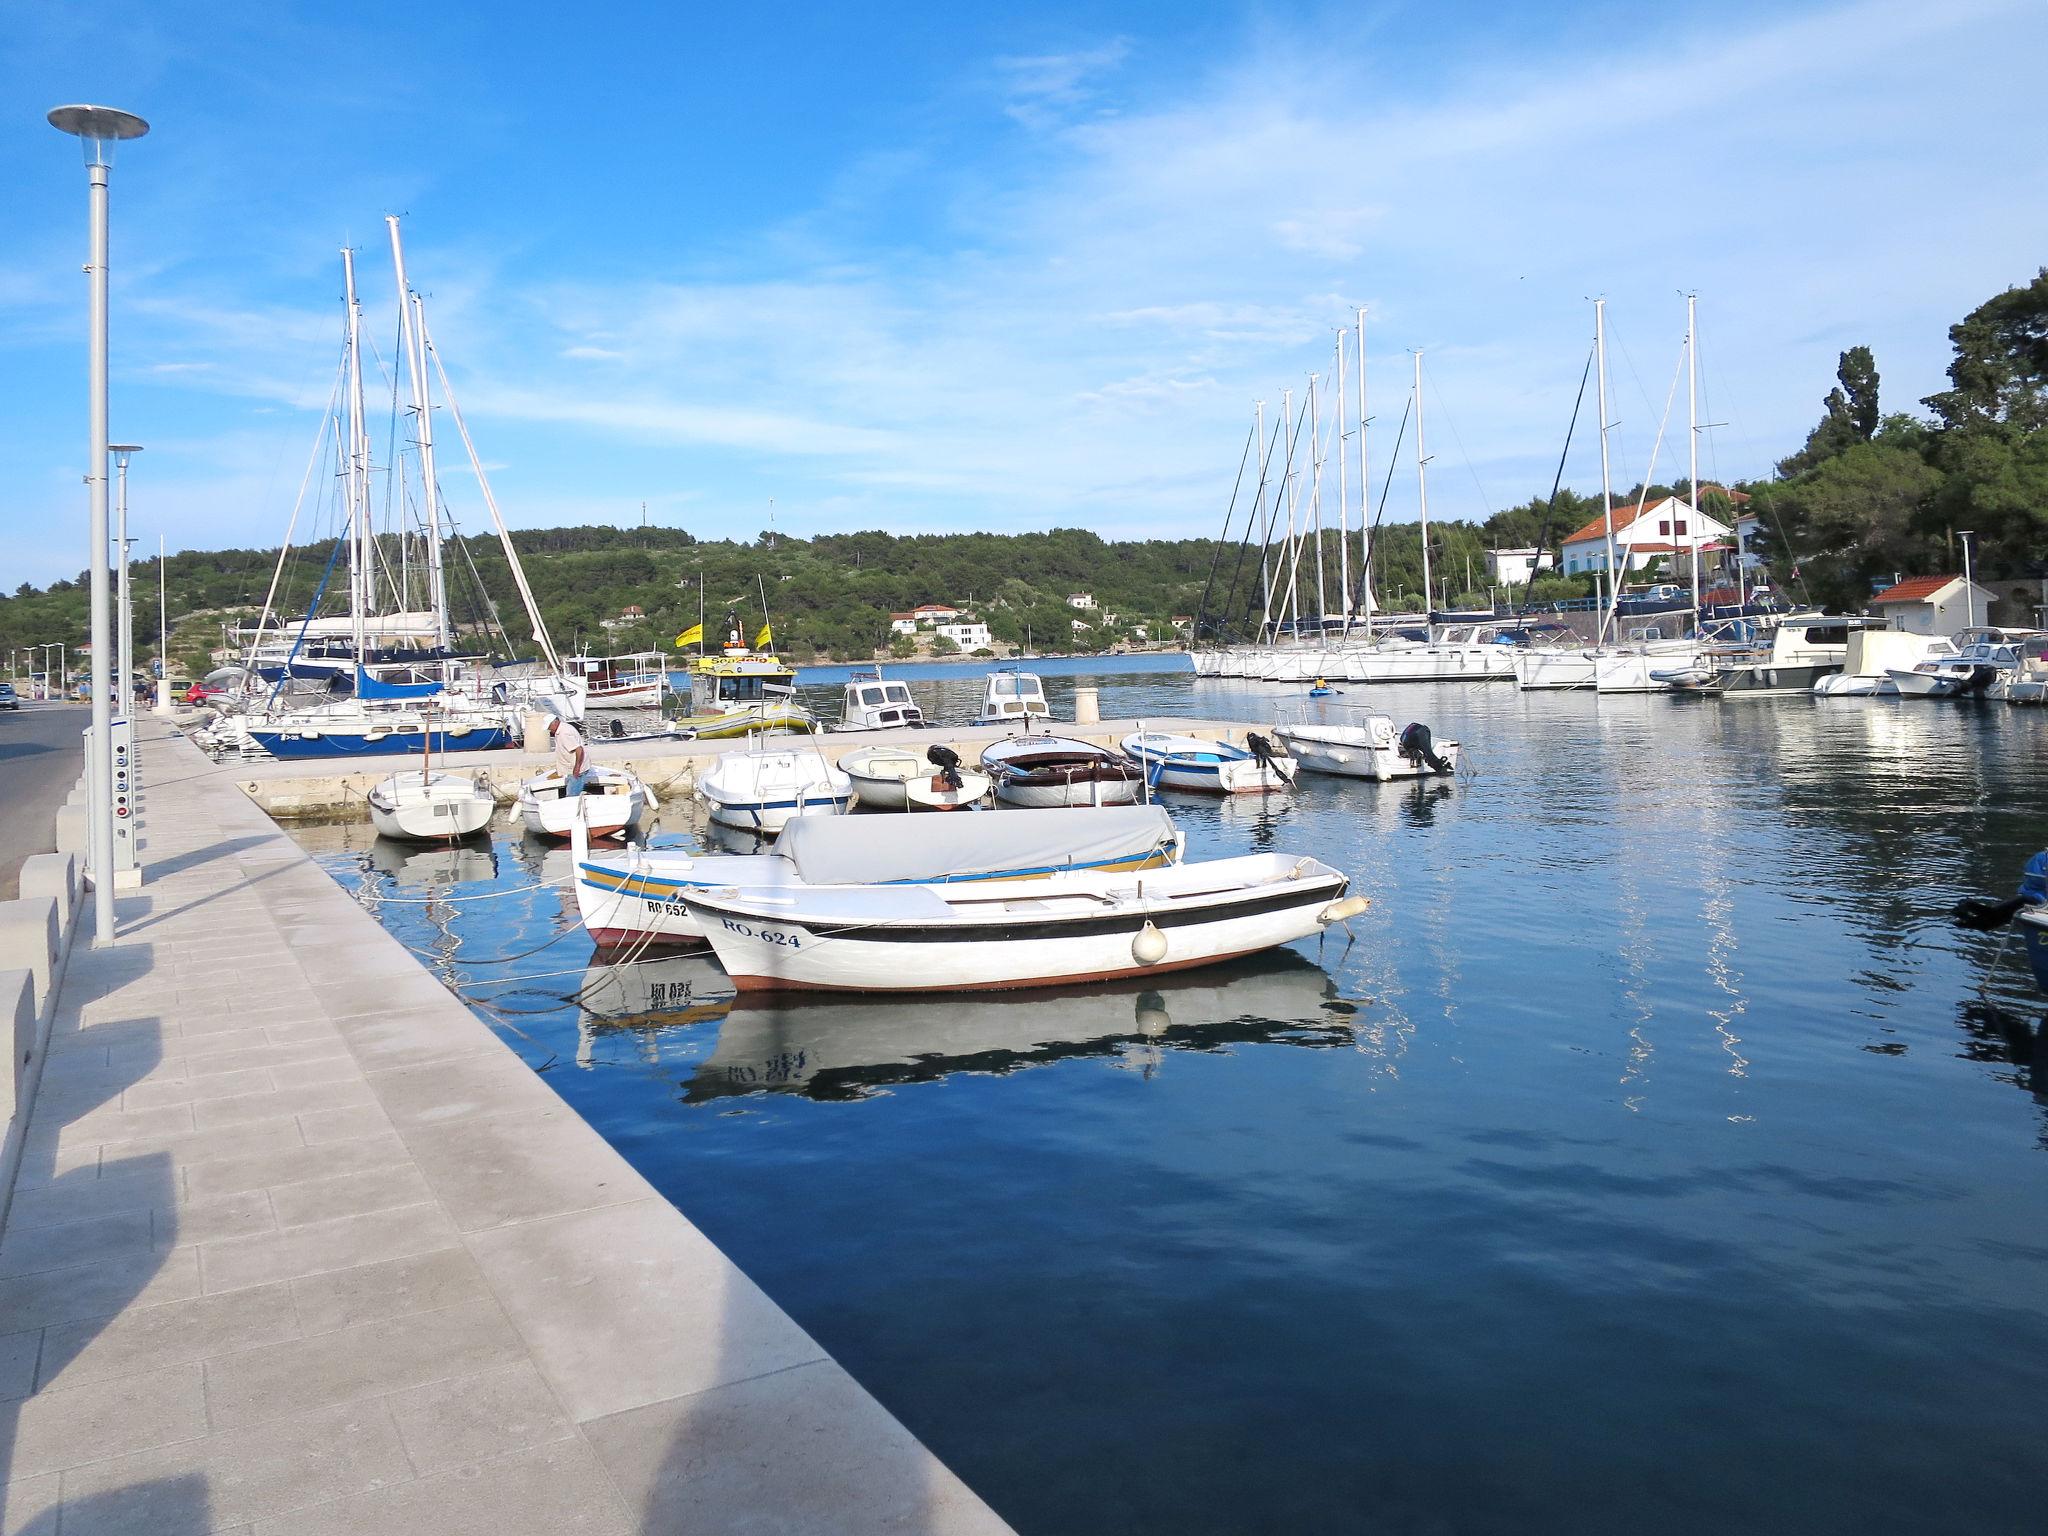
[776,805,1178,887]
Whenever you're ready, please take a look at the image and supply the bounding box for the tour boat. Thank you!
[831,670,926,732]
[567,652,670,709]
[682,851,1362,993]
[516,764,654,841]
[840,744,990,810]
[1119,731,1293,794]
[365,769,497,842]
[1273,717,1459,780]
[980,735,1143,808]
[573,804,1183,949]
[696,745,852,835]
[977,668,1052,724]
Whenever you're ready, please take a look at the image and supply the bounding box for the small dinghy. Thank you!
[841,743,990,810]
[574,804,1183,949]
[366,769,497,842]
[1274,718,1459,781]
[517,764,654,841]
[981,735,1143,808]
[682,851,1363,993]
[696,745,852,835]
[1120,731,1293,794]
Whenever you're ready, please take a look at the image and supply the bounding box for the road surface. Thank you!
[0,703,83,898]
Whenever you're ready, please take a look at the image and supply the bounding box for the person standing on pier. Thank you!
[549,715,589,797]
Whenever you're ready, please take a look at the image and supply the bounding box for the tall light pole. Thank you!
[1959,530,1978,631]
[50,103,149,947]
[111,444,142,722]
[155,532,174,714]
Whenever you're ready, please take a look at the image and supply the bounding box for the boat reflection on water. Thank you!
[364,834,499,886]
[571,949,1360,1101]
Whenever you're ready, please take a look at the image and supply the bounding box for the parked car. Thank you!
[0,682,18,711]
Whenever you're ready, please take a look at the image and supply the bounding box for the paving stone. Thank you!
[586,1359,1015,1536]
[190,1080,375,1133]
[0,1208,155,1278]
[0,1246,202,1333]
[253,1436,632,1536]
[326,1006,498,1071]
[39,1283,301,1393]
[289,1247,491,1337]
[297,1104,394,1145]
[268,1165,433,1230]
[121,1068,275,1111]
[51,1399,413,1535]
[8,1362,208,1478]
[157,1190,277,1250]
[0,1474,60,1536]
[96,1120,304,1181]
[201,1296,525,1429]
[198,1201,457,1295]
[0,1329,41,1401]
[403,1106,650,1232]
[382,1360,575,1476]
[467,1199,826,1423]
[363,1051,552,1130]
[181,1133,411,1203]
[264,1056,361,1090]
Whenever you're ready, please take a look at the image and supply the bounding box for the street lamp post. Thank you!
[112,445,142,724]
[49,102,149,947]
[155,533,174,714]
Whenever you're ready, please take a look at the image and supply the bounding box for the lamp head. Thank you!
[109,443,143,457]
[47,104,150,168]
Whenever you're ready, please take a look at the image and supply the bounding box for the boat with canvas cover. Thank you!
[980,734,1143,807]
[572,804,1184,950]
[1119,731,1292,794]
[517,764,654,841]
[682,851,1361,993]
[1274,717,1458,780]
[840,744,989,810]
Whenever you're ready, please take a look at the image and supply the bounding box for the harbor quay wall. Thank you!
[0,718,1017,1534]
[229,714,1270,819]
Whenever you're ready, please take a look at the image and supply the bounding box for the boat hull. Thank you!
[847,769,992,811]
[365,772,496,842]
[1513,651,1598,690]
[249,723,513,758]
[1275,726,1459,781]
[518,773,649,841]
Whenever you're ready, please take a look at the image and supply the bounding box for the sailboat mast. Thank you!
[341,247,370,672]
[1686,292,1701,617]
[1309,372,1326,631]
[387,217,452,653]
[1277,388,1301,643]
[1335,331,1350,632]
[1253,400,1270,641]
[1357,308,1371,623]
[1595,298,1617,643]
[1413,350,1432,618]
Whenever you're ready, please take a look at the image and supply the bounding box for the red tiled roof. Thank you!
[1872,575,1960,605]
[1697,483,1752,505]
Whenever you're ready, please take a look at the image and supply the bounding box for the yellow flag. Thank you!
[754,623,774,649]
[673,622,703,649]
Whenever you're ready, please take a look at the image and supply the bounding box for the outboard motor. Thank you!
[926,743,965,791]
[1398,722,1451,775]
[1246,731,1290,779]
[608,717,627,739]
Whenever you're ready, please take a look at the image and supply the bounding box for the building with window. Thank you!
[911,603,960,623]
[1484,548,1556,585]
[1558,497,1731,575]
[1067,593,1096,610]
[936,621,992,650]
[1871,574,1999,638]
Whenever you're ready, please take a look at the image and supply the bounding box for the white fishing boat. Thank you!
[1989,637,2048,704]
[696,745,852,835]
[1273,717,1459,780]
[980,735,1143,807]
[1119,731,1293,794]
[566,652,669,709]
[516,764,654,841]
[682,852,1361,993]
[831,670,925,732]
[365,769,497,842]
[573,804,1183,949]
[1814,630,1954,697]
[840,743,989,810]
[978,668,1052,724]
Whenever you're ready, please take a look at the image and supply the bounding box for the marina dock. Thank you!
[0,717,1014,1534]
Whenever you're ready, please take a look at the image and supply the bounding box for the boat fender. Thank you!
[1319,895,1371,925]
[1132,921,1167,966]
[1398,723,1450,775]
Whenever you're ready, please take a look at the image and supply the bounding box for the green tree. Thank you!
[1778,347,1880,478]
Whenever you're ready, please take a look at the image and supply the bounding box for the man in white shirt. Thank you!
[548,716,589,797]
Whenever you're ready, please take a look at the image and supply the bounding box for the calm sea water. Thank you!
[293,661,2048,1535]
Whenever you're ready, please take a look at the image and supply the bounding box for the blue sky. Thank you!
[4,0,2045,587]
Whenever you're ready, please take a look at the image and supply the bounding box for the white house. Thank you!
[1871,574,2000,637]
[887,611,917,637]
[936,621,992,650]
[1070,617,1093,634]
[911,602,959,624]
[1067,593,1096,610]
[1484,547,1555,585]
[1558,497,1731,575]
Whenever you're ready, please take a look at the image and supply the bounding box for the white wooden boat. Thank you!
[516,764,653,841]
[365,769,497,842]
[831,670,925,732]
[1274,717,1459,780]
[841,744,990,810]
[566,652,669,709]
[1119,731,1292,794]
[573,804,1183,949]
[1512,647,1600,691]
[978,668,1051,724]
[696,746,852,835]
[980,735,1143,807]
[683,852,1360,993]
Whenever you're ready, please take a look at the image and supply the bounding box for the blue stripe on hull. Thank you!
[248,726,512,759]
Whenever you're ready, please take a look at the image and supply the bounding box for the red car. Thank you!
[181,682,222,704]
